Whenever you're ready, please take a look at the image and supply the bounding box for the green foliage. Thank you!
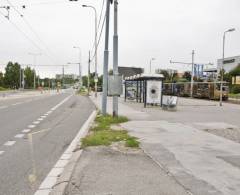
[81,130,130,147]
[125,137,140,148]
[91,114,129,131]
[24,67,35,89]
[229,64,240,76]
[182,71,191,81]
[0,72,4,87]
[82,114,139,148]
[4,62,21,89]
[231,85,240,94]
[82,73,103,89]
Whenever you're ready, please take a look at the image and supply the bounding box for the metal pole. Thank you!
[113,0,119,117]
[94,8,98,98]
[220,33,225,106]
[19,65,21,89]
[191,50,195,97]
[88,51,91,96]
[150,60,152,74]
[102,0,111,115]
[79,50,82,87]
[33,56,36,89]
[22,68,25,89]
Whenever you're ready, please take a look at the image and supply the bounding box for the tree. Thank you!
[182,71,191,81]
[159,70,170,81]
[4,62,21,89]
[24,67,35,89]
[0,72,4,87]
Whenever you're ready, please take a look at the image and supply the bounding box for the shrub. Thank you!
[231,85,240,94]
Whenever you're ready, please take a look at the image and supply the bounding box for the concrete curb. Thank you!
[34,109,97,195]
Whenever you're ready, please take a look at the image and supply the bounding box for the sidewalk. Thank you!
[90,95,240,195]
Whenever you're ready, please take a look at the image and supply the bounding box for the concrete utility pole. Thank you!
[191,50,195,98]
[102,0,112,115]
[82,4,98,98]
[19,65,22,89]
[220,28,235,106]
[29,53,41,89]
[113,0,119,117]
[88,51,91,96]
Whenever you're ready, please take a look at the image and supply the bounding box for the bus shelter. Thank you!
[124,74,164,108]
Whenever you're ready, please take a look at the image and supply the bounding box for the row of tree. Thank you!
[0,62,36,89]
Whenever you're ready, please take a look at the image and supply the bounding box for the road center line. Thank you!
[4,141,16,146]
[15,134,25,138]
[22,129,31,133]
[28,125,36,129]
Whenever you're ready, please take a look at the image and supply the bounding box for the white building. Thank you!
[217,55,240,73]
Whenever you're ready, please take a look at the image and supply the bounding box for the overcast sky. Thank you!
[0,0,239,78]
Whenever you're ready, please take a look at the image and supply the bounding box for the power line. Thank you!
[90,13,106,62]
[5,0,59,64]
[90,0,105,55]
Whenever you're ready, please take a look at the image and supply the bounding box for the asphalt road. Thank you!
[0,90,95,195]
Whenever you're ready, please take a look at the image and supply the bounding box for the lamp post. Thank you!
[220,28,235,106]
[150,58,156,74]
[73,46,82,87]
[82,4,98,98]
[29,53,41,89]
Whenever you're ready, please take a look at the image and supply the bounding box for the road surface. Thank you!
[0,90,95,195]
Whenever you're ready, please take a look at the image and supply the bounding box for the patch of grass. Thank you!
[125,137,140,148]
[82,130,130,148]
[82,114,139,148]
[0,87,8,91]
[229,93,240,99]
[91,114,128,132]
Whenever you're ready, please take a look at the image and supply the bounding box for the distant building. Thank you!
[217,55,240,73]
[118,67,144,79]
[56,74,79,80]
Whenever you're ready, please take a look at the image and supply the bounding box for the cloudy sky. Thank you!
[0,0,239,78]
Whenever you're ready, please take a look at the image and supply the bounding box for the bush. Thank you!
[231,85,240,94]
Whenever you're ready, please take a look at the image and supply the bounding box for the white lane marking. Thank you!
[38,118,43,121]
[35,110,96,195]
[12,102,23,106]
[41,116,47,118]
[22,129,31,133]
[47,111,52,114]
[4,141,16,146]
[0,151,4,155]
[44,113,49,116]
[33,121,40,125]
[15,134,25,138]
[0,106,8,109]
[28,125,36,129]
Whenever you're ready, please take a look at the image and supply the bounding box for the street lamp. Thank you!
[82,4,98,98]
[73,46,82,87]
[220,28,236,106]
[28,53,41,89]
[150,58,156,74]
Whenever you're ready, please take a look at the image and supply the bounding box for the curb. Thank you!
[34,110,97,195]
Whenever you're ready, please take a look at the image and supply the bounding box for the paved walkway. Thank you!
[92,95,240,195]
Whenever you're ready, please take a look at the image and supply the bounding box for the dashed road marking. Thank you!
[0,106,8,109]
[41,116,47,118]
[38,118,43,121]
[44,113,49,116]
[33,121,40,125]
[15,134,25,138]
[4,141,16,146]
[12,102,23,106]
[22,129,31,133]
[28,125,36,129]
[0,151,4,155]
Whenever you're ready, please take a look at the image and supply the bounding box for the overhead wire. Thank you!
[90,0,105,57]
[5,0,59,64]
